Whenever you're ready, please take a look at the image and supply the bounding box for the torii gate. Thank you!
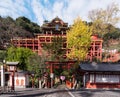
[45,60,76,73]
[45,60,76,87]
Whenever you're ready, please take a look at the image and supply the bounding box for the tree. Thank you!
[67,18,92,89]
[16,16,41,34]
[43,36,66,61]
[27,50,49,77]
[67,17,92,61]
[6,46,34,70]
[0,50,7,62]
[42,36,67,76]
[27,53,43,86]
[88,2,120,37]
[27,50,51,87]
[103,27,120,47]
[0,16,36,49]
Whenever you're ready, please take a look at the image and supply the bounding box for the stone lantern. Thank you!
[6,61,19,91]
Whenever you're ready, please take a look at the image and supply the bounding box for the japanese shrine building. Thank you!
[11,17,103,62]
[80,62,120,88]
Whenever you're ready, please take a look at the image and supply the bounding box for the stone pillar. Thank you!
[83,74,85,88]
[11,72,15,90]
[39,80,42,89]
[1,65,5,87]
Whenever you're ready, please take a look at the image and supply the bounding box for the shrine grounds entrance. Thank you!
[45,60,76,88]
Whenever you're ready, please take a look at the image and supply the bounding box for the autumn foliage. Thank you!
[67,17,92,61]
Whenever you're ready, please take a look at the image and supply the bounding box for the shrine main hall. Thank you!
[11,16,103,62]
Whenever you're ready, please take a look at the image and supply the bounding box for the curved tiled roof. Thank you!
[52,16,62,22]
[80,62,120,72]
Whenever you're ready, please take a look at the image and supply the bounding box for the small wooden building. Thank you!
[9,71,29,88]
[80,62,120,89]
[0,66,30,88]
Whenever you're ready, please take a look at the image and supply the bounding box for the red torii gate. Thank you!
[45,60,76,74]
[45,60,76,87]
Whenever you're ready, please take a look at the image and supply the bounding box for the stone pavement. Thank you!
[70,88,120,97]
[0,85,120,97]
[0,84,72,97]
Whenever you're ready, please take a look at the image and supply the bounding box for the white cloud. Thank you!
[31,0,120,27]
[53,1,64,17]
[44,0,48,3]
[0,0,120,27]
[31,0,43,24]
[62,0,88,24]
[0,0,30,19]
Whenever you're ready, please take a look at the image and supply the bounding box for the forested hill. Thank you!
[0,16,120,50]
[0,16,41,49]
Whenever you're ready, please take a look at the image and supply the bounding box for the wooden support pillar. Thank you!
[33,39,34,51]
[32,76,34,88]
[50,64,53,73]
[11,71,15,91]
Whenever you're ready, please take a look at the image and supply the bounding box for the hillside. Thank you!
[0,16,41,49]
[0,16,120,51]
[103,27,120,51]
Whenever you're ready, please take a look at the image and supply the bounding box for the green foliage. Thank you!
[0,50,7,62]
[16,16,41,34]
[54,68,63,76]
[27,49,51,80]
[103,27,120,47]
[27,53,42,78]
[6,46,34,70]
[103,28,120,40]
[67,17,92,61]
[43,36,66,61]
[43,36,68,77]
[52,36,65,58]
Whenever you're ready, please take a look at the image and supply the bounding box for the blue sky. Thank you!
[0,0,120,27]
